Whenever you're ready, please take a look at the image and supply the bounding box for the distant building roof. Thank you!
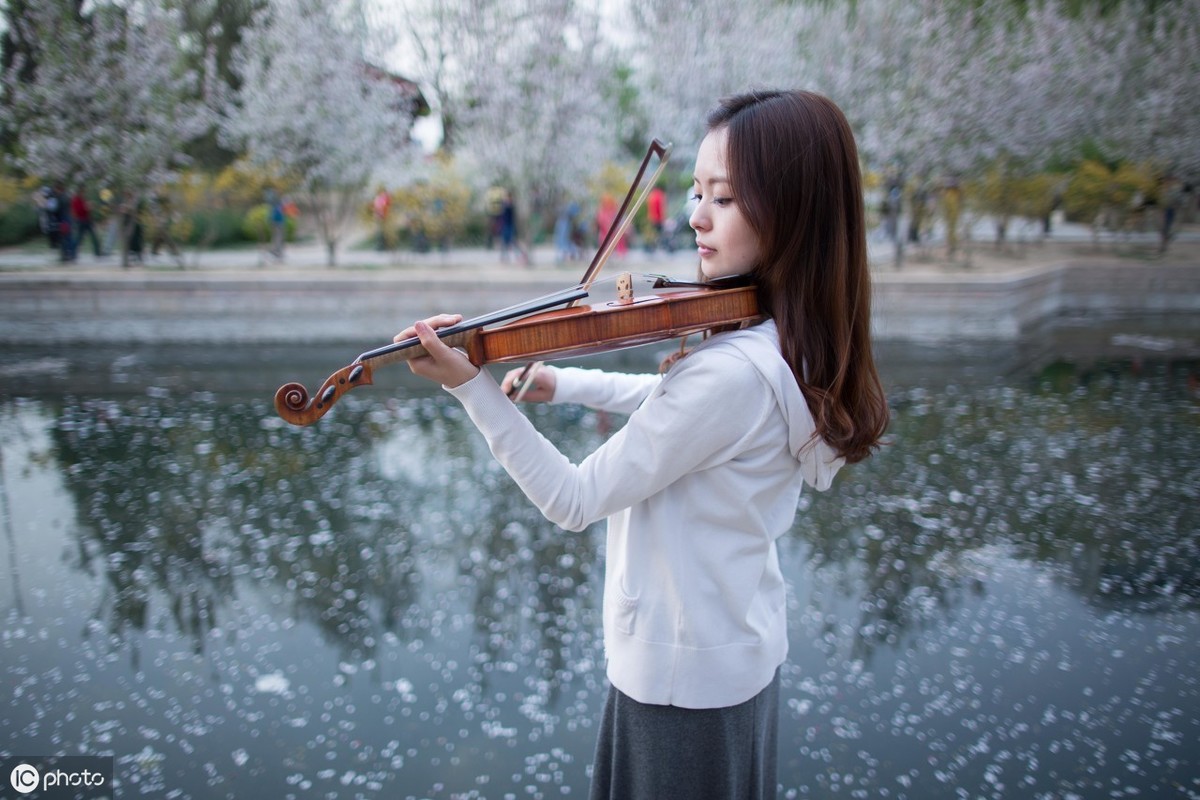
[364,63,430,119]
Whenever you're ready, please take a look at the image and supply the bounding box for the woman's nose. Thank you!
[689,201,706,231]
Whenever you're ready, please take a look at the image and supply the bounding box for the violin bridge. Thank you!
[616,272,634,305]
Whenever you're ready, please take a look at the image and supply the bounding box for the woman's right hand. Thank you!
[500,363,556,403]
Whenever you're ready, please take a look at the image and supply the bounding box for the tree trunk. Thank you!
[119,214,135,270]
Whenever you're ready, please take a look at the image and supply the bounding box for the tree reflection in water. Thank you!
[797,361,1198,664]
[1,352,1197,798]
[50,396,605,676]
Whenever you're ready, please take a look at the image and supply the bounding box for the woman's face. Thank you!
[689,127,762,280]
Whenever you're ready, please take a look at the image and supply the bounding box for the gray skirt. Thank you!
[588,668,780,800]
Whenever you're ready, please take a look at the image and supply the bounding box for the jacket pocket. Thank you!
[612,589,638,635]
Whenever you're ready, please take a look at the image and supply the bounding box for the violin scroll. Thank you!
[274,361,375,426]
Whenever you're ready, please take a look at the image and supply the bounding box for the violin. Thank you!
[274,274,761,425]
[274,140,764,427]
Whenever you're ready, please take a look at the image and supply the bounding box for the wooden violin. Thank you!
[273,139,763,426]
[274,273,762,425]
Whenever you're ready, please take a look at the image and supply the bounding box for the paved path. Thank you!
[1,219,1196,280]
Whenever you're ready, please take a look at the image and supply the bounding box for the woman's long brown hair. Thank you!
[708,90,888,463]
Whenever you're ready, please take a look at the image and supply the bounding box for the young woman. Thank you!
[396,89,889,799]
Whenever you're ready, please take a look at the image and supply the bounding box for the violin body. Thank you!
[274,276,762,426]
[465,279,760,364]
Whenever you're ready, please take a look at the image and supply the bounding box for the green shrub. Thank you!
[459,215,490,246]
[0,203,41,246]
[1062,160,1157,228]
[185,208,249,247]
[242,204,296,244]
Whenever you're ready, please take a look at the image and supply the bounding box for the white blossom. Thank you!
[625,0,814,157]
[1100,0,1200,176]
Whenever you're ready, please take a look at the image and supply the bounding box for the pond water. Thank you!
[2,321,1199,799]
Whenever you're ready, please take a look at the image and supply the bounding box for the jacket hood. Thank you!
[718,320,844,491]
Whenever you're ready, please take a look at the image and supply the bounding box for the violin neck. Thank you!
[355,283,590,369]
[362,330,479,368]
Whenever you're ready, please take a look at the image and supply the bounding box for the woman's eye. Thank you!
[688,192,733,210]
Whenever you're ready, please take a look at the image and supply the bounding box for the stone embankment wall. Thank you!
[872,261,1198,342]
[1,261,1196,345]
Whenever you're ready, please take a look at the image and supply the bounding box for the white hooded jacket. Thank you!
[447,319,843,708]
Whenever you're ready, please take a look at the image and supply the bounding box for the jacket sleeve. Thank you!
[448,350,770,531]
[548,366,661,414]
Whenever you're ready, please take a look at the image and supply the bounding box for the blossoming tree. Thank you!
[1,0,214,266]
[220,0,419,266]
[389,0,620,260]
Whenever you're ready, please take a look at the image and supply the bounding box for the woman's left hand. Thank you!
[395,314,480,389]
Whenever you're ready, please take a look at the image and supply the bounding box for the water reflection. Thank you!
[49,395,607,679]
[2,340,1199,798]
[857,364,1191,614]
